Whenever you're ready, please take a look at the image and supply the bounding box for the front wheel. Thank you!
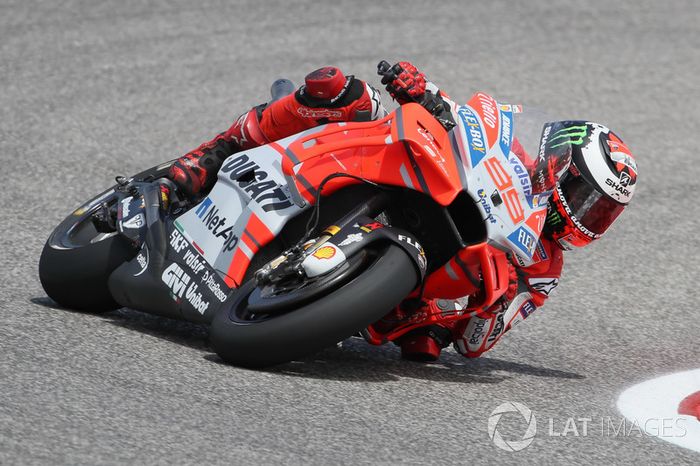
[210,245,419,368]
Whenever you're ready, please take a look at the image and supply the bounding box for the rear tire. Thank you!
[38,161,175,312]
[39,233,134,311]
[210,245,419,368]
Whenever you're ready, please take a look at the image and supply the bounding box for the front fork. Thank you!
[257,190,428,284]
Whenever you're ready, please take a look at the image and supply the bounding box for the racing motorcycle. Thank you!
[39,62,572,367]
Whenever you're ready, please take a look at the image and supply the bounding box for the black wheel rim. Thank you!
[51,192,121,250]
[233,248,376,321]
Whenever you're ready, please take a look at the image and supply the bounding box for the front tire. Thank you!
[210,245,419,368]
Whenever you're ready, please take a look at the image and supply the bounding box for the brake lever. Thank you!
[377,60,393,79]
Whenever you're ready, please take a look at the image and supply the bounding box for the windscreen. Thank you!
[511,107,572,195]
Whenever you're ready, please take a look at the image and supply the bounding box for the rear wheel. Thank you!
[39,191,134,311]
[38,161,175,312]
[210,244,418,368]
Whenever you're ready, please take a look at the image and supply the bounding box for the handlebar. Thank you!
[376,60,394,80]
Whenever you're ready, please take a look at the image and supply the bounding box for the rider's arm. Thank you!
[452,239,564,358]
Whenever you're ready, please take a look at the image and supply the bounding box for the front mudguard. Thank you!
[302,216,427,283]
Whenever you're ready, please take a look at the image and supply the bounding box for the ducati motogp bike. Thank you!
[39,65,571,367]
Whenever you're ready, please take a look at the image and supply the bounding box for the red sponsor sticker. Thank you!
[469,92,499,148]
[359,222,383,233]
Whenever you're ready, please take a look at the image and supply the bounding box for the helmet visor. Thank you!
[560,174,625,235]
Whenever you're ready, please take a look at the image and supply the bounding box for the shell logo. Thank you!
[312,245,337,260]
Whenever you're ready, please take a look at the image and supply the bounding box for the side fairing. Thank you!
[173,143,306,288]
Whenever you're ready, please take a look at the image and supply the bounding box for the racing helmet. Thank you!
[546,121,638,249]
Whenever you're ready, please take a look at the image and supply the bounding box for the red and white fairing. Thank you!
[173,90,566,293]
[172,129,322,288]
[455,93,563,267]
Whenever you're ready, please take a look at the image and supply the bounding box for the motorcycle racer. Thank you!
[169,66,385,197]
[168,62,638,362]
[390,75,637,359]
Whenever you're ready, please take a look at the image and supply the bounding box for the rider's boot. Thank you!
[169,66,379,198]
[398,318,453,362]
[168,106,268,197]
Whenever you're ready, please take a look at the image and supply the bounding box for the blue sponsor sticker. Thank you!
[526,190,553,209]
[535,240,548,261]
[508,154,533,197]
[457,106,488,167]
[507,226,537,257]
[519,300,537,318]
[195,197,213,218]
[498,108,513,157]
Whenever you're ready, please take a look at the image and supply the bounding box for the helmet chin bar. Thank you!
[547,185,599,250]
[555,185,600,240]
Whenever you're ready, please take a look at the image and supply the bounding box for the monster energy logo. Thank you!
[550,125,588,148]
[546,209,564,226]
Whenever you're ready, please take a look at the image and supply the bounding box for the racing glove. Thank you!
[380,61,427,104]
[377,60,455,130]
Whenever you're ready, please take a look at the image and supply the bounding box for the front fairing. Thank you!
[279,97,571,268]
[172,96,571,298]
[454,93,571,266]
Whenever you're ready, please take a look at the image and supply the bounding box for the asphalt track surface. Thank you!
[1,0,699,464]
